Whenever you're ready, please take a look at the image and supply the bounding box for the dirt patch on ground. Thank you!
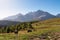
[29,32,60,40]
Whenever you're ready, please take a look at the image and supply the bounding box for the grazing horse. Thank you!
[14,29,18,34]
[27,29,32,32]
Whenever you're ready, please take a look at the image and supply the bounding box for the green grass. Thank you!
[0,33,15,40]
[0,18,60,40]
[0,25,60,40]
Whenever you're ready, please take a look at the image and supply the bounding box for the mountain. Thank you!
[56,14,60,17]
[3,10,56,22]
[0,20,20,27]
[4,13,24,22]
[24,10,56,22]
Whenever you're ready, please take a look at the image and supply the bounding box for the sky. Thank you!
[0,0,60,20]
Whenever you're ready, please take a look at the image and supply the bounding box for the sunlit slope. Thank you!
[0,18,60,40]
[27,18,60,34]
[19,18,60,35]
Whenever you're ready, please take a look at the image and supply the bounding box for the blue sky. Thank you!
[0,0,60,19]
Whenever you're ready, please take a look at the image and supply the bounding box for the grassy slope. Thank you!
[0,18,60,40]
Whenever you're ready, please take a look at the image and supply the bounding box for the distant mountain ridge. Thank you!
[3,10,59,22]
[0,20,20,27]
[56,14,60,17]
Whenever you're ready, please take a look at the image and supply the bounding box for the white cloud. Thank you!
[0,0,15,20]
[0,0,25,20]
[0,10,10,19]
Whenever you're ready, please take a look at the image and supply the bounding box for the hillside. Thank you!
[0,18,60,40]
[32,18,60,25]
[0,20,20,26]
[24,18,60,40]
[14,18,60,40]
[0,18,60,33]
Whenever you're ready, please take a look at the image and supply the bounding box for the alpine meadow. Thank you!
[0,0,60,40]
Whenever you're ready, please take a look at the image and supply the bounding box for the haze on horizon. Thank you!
[0,0,60,20]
